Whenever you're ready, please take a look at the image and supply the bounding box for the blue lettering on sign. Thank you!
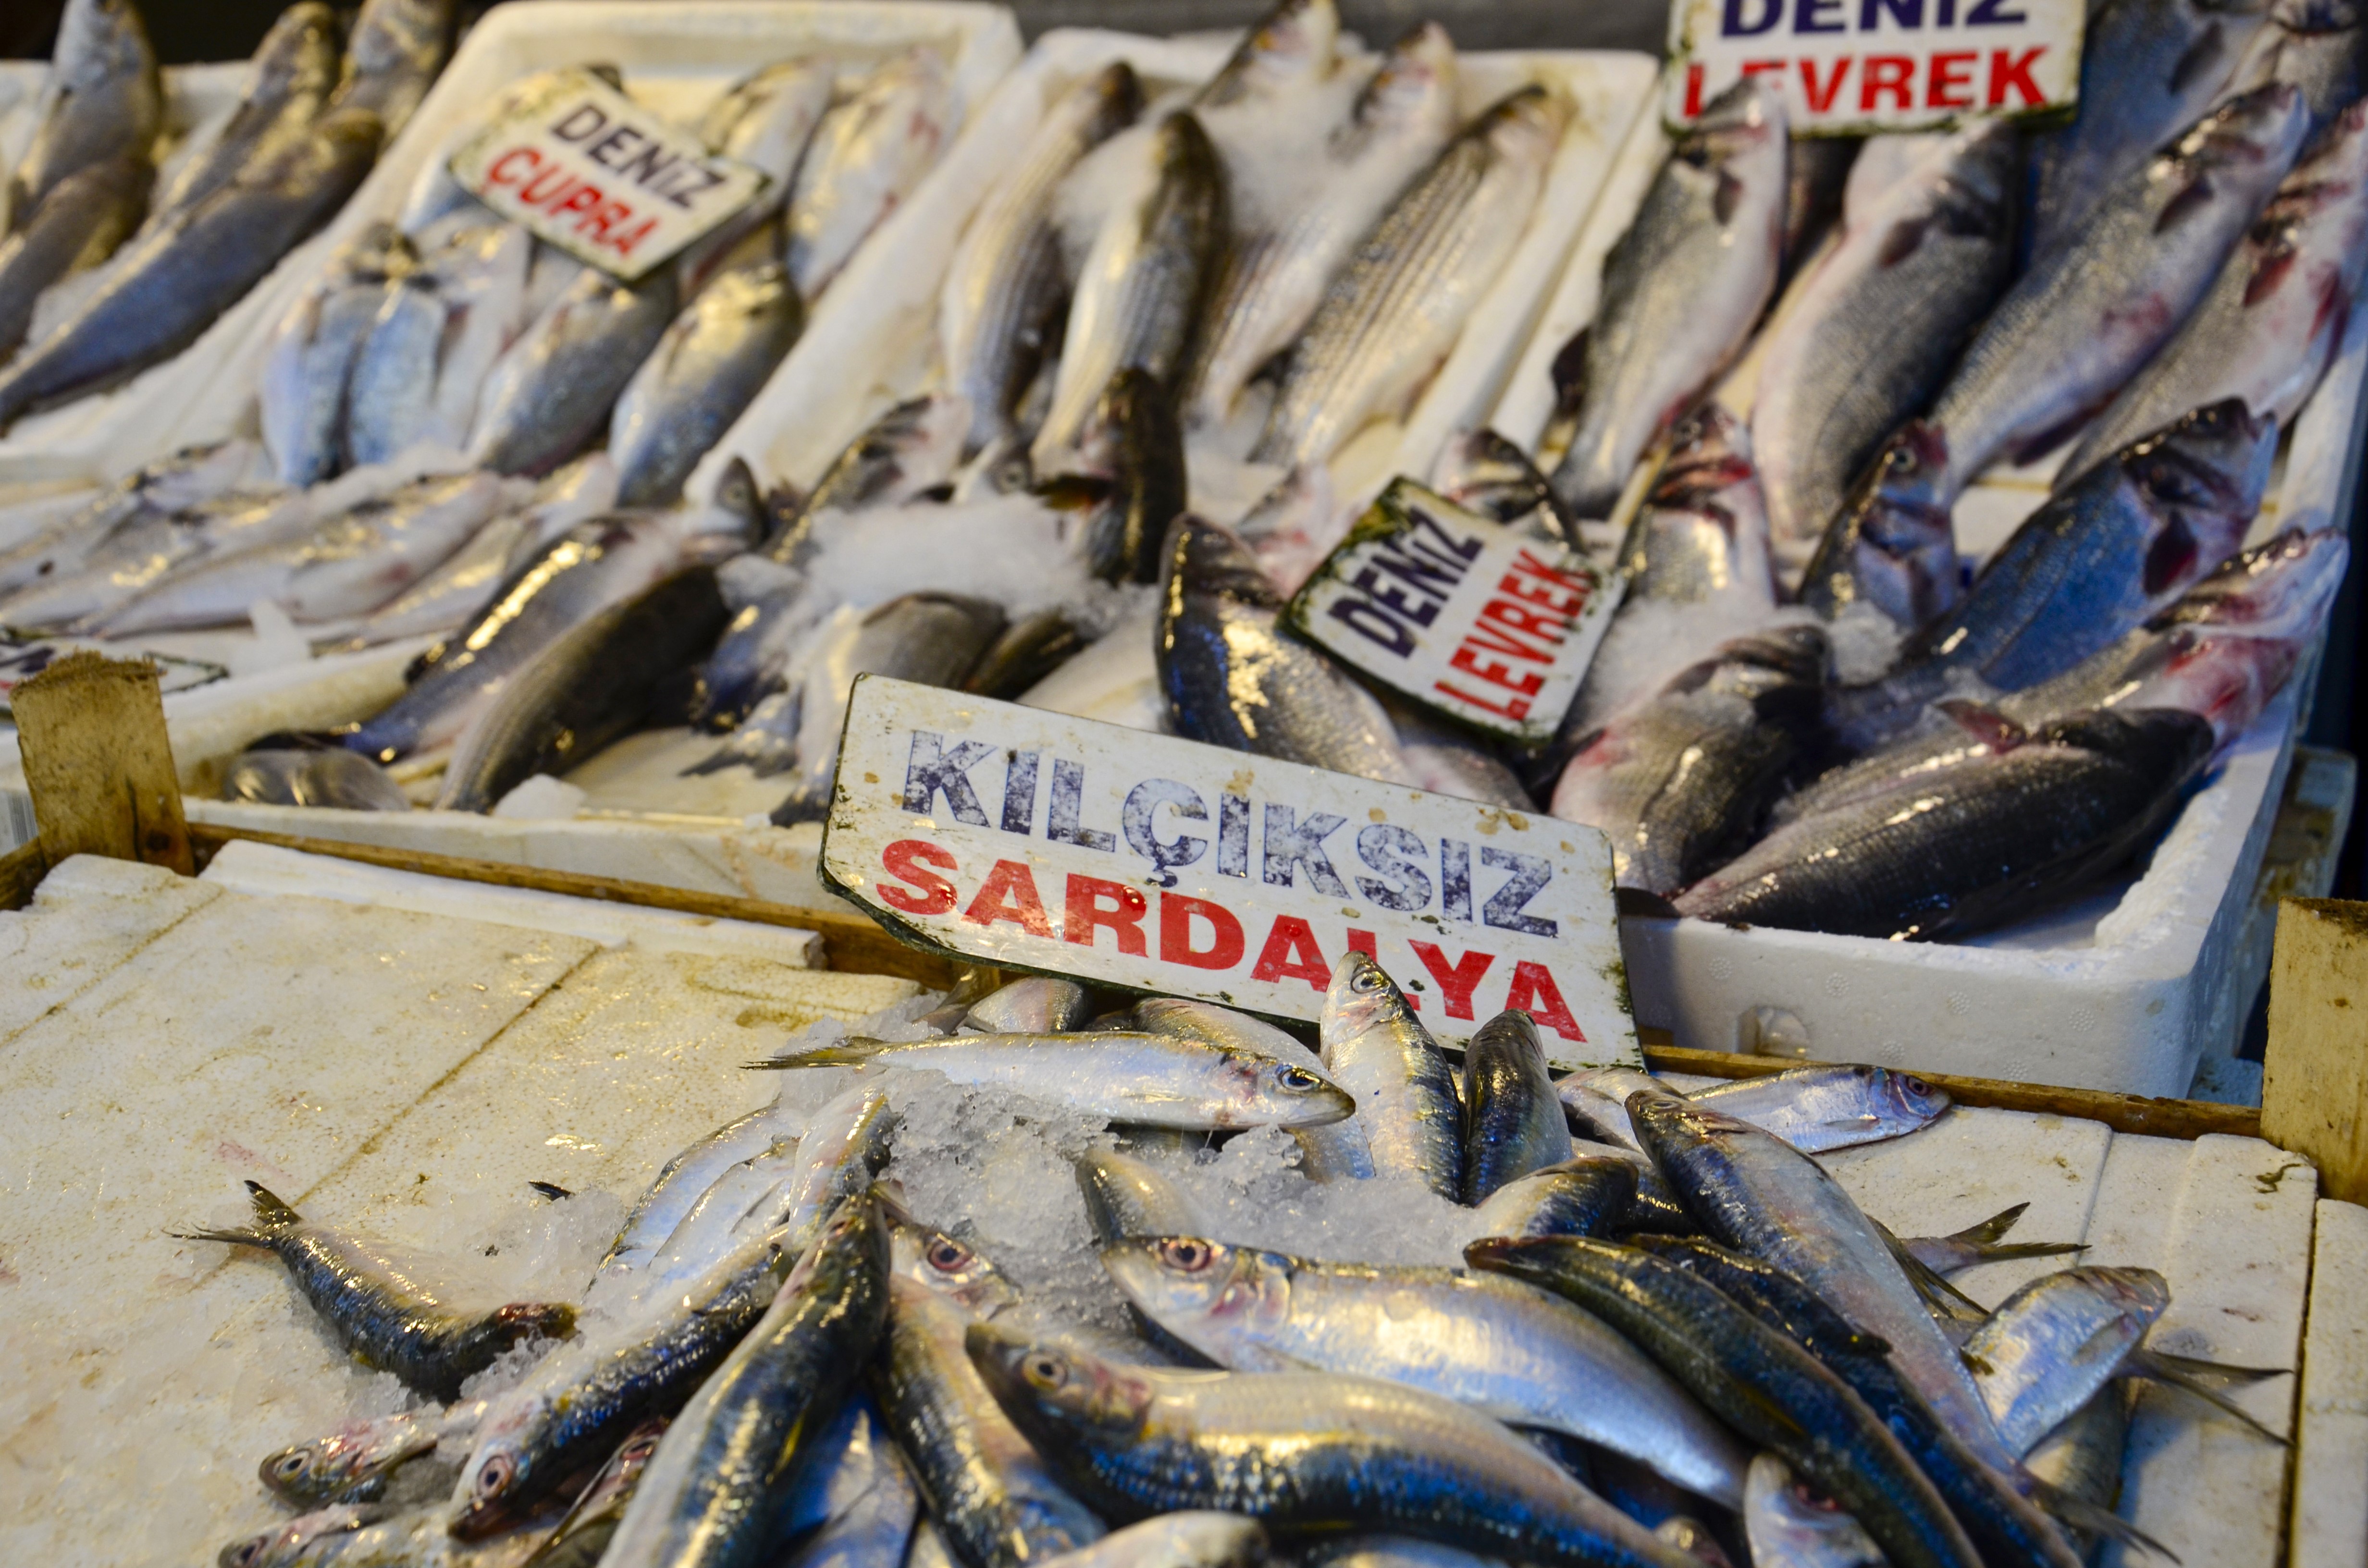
[1480,848,1557,938]
[1794,0,1847,31]
[1000,749,1038,834]
[1124,779,1208,887]
[1722,0,1784,35]
[1047,758,1117,851]
[1218,792,1251,879]
[1356,824,1432,912]
[903,730,994,825]
[1262,805,1351,898]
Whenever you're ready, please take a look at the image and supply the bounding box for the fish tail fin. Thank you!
[243,1181,304,1227]
[1946,1201,2030,1247]
[2125,1348,2292,1444]
[173,1181,299,1246]
[1970,1239,2090,1263]
[2138,1347,2287,1382]
[744,1036,894,1071]
[2033,1482,2180,1562]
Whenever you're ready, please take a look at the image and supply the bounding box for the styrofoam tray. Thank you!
[689,25,1659,495]
[1482,98,2368,1096]
[0,1,1023,490]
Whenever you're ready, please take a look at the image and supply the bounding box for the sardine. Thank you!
[1460,1009,1572,1203]
[1157,515,1414,783]
[966,977,1093,1034]
[1102,1236,1750,1505]
[469,265,678,477]
[1751,121,2018,550]
[260,223,417,487]
[2061,98,2368,479]
[1967,1267,2172,1455]
[1035,1513,1266,1568]
[611,260,803,506]
[599,1197,890,1568]
[789,49,953,298]
[1186,24,1457,429]
[436,566,729,811]
[771,1398,923,1568]
[260,1404,484,1507]
[964,1320,1697,1568]
[943,62,1143,455]
[1319,952,1461,1197]
[1743,1456,1884,1568]
[594,1099,796,1287]
[629,1139,804,1300]
[753,1031,1354,1131]
[151,3,339,223]
[1690,1064,1951,1152]
[218,1503,376,1568]
[1073,1150,1211,1249]
[522,1416,670,1568]
[326,0,454,145]
[1254,86,1561,467]
[0,154,147,359]
[0,110,382,430]
[1464,1236,1982,1568]
[224,747,412,810]
[1132,996,1372,1180]
[174,1182,573,1403]
[1549,625,1827,896]
[4,0,160,231]
[1469,1156,1639,1241]
[1035,112,1228,465]
[1549,78,1788,519]
[769,1084,895,1260]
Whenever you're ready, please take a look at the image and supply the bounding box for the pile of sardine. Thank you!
[0,0,450,429]
[191,961,2281,1568]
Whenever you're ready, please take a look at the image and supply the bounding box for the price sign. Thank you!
[819,676,1640,1069]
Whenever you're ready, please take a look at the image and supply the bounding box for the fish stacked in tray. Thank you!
[0,0,451,428]
[188,962,2280,1568]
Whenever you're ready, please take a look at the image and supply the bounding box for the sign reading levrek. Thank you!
[1285,481,1617,748]
[449,70,765,280]
[821,677,1640,1070]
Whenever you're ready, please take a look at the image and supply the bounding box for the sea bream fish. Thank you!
[1750,119,2018,551]
[344,220,533,468]
[2060,98,2368,480]
[1186,23,1458,430]
[3,0,160,233]
[940,62,1143,456]
[1252,85,1562,467]
[1548,77,1788,520]
[789,49,953,299]
[468,264,678,477]
[259,223,417,486]
[610,257,804,506]
[2229,0,2368,130]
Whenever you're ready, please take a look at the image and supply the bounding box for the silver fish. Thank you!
[1743,1456,1884,1568]
[0,110,382,430]
[4,0,160,232]
[631,1139,804,1299]
[1920,84,2307,496]
[1102,1236,1750,1505]
[1073,1150,1211,1248]
[1035,1513,1266,1568]
[1314,950,1480,1189]
[1467,1155,1639,1241]
[2062,97,2368,479]
[258,1403,485,1508]
[677,58,836,291]
[2230,0,2368,130]
[1690,1064,1951,1152]
[351,220,532,467]
[1253,86,1561,467]
[1186,24,1457,429]
[1460,1009,1572,1203]
[151,3,340,224]
[1617,404,1776,608]
[469,266,678,477]
[259,223,417,487]
[611,260,803,506]
[0,435,267,591]
[1385,700,1534,810]
[1134,997,1372,1180]
[789,49,953,298]
[965,978,1093,1034]
[217,1502,377,1568]
[0,154,147,359]
[1034,111,1229,465]
[775,1398,925,1568]
[1751,120,2018,550]
[1966,1266,2171,1456]
[326,0,454,145]
[1195,0,1342,110]
[942,62,1143,455]
[593,1097,797,1288]
[1,482,318,631]
[1549,77,1788,519]
[222,747,411,810]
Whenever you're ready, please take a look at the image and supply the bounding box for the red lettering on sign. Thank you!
[1409,942,1495,1021]
[1159,893,1245,969]
[1505,961,1588,1043]
[580,199,628,241]
[964,859,1053,938]
[486,146,540,186]
[1498,572,1583,618]
[1986,46,2046,106]
[1434,679,1532,722]
[1801,56,1853,113]
[610,216,659,256]
[1509,548,1588,593]
[1683,60,1706,117]
[1741,59,1785,79]
[1345,930,1418,1009]
[1481,600,1566,643]
[1927,50,1977,109]
[1250,916,1331,991]
[551,181,605,218]
[517,165,575,206]
[1461,619,1555,665]
[1065,875,1147,957]
[878,840,957,916]
[1862,54,1915,109]
[1449,645,1546,697]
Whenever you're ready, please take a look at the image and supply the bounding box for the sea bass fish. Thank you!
[610,259,804,506]
[469,265,678,477]
[324,0,454,145]
[4,0,160,231]
[1253,86,1561,467]
[789,49,953,299]
[149,3,339,225]
[1549,77,1788,520]
[0,155,148,359]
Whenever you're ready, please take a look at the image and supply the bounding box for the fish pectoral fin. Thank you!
[2033,1479,2181,1563]
[746,1037,894,1071]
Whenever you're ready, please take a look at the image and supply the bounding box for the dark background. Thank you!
[8,0,2364,900]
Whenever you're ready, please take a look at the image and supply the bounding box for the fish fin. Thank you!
[2137,1347,2287,1383]
[2124,1348,2292,1443]
[681,747,747,778]
[527,1181,573,1201]
[2033,1481,2180,1562]
[1934,700,2026,753]
[745,1037,895,1071]
[1945,1201,2028,1246]
[1883,1221,1990,1322]
[1969,1239,2088,1263]
[1819,1114,1881,1132]
[244,1181,303,1227]
[170,1225,269,1247]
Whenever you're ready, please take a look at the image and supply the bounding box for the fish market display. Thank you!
[184,967,2269,1568]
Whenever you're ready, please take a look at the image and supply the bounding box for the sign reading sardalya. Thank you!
[820,677,1640,1069]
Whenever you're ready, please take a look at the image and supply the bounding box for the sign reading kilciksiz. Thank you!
[448,70,765,280]
[1284,480,1618,748]
[820,677,1640,1070]
[1665,0,2083,134]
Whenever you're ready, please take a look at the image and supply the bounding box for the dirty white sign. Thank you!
[820,676,1640,1068]
[1665,0,2083,134]
[1285,480,1618,747]
[449,71,764,279]
[0,639,222,712]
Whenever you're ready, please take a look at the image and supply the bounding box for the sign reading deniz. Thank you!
[1665,0,2083,133]
[821,678,1640,1069]
[449,70,764,280]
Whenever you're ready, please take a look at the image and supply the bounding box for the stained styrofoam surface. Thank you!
[0,857,221,1042]
[2293,1198,2368,1568]
[0,2,1022,490]
[690,26,1658,497]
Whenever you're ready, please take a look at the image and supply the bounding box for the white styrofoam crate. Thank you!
[1485,101,2368,1096]
[0,1,1023,490]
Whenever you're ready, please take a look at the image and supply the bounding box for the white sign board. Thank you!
[1665,0,2083,134]
[1285,481,1619,747]
[448,72,765,280]
[820,677,1640,1069]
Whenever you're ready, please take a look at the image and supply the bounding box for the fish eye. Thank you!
[474,1453,515,1497]
[1352,966,1384,992]
[1276,1066,1322,1092]
[271,1452,311,1479]
[1159,1238,1213,1273]
[1023,1352,1068,1390]
[927,1237,972,1273]
[1901,1075,1933,1096]
[223,1541,263,1568]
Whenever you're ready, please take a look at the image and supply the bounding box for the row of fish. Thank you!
[188,961,2276,1568]
[0,0,451,427]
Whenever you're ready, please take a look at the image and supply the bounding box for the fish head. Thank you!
[448,1389,553,1539]
[785,1189,891,1299]
[1462,1009,1547,1100]
[1204,0,1342,104]
[2258,98,2368,228]
[2171,83,2310,191]
[965,1319,1156,1441]
[489,1300,577,1346]
[1101,1236,1286,1344]
[1684,74,1788,171]
[558,1415,669,1532]
[257,1414,428,1506]
[53,0,154,88]
[1628,1089,1757,1164]
[1654,405,1756,504]
[1085,61,1148,137]
[1165,514,1282,612]
[2119,401,2280,599]
[888,1209,1020,1315]
[2269,0,2364,27]
[839,394,971,509]
[2159,526,2350,639]
[218,1503,371,1568]
[1215,1049,1357,1127]
[1320,951,1424,1054]
[1353,24,1459,138]
[1867,1067,1951,1130]
[1477,85,1568,170]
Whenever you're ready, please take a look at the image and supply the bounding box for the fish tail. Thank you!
[2033,1481,2181,1563]
[2125,1348,2293,1444]
[173,1180,301,1245]
[2138,1347,2287,1383]
[1945,1200,2029,1247]
[743,1037,894,1071]
[1965,1239,2089,1263]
